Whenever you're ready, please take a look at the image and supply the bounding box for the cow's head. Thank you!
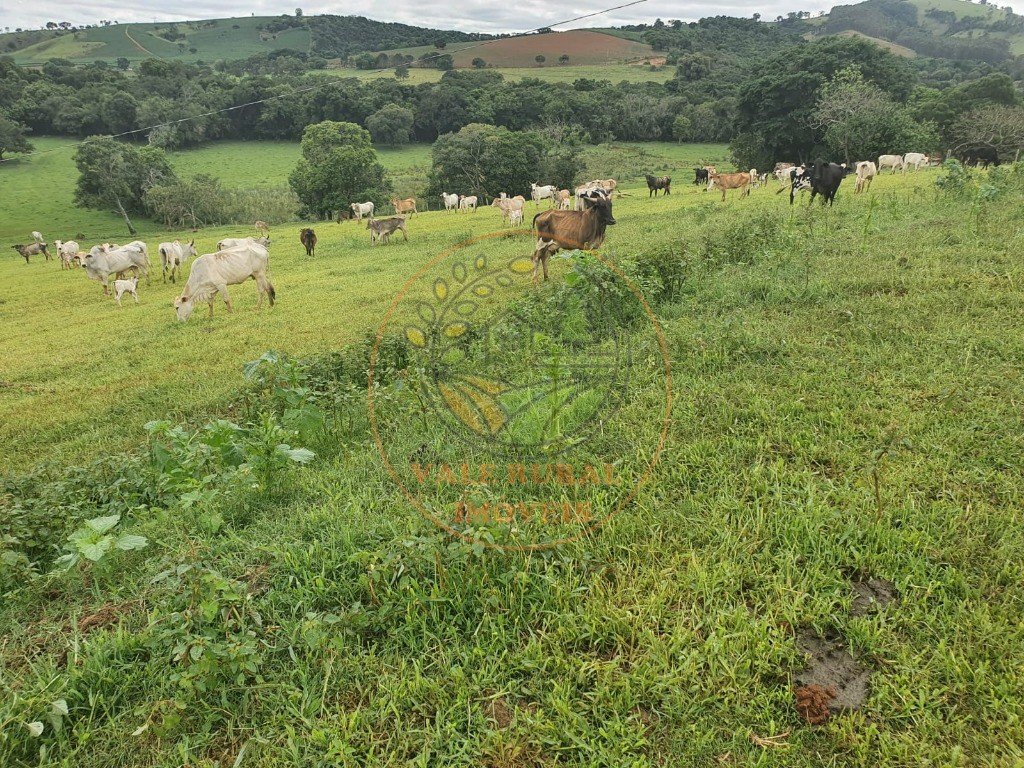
[174,294,195,322]
[187,240,197,256]
[583,194,616,225]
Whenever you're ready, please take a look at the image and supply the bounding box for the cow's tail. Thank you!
[267,279,276,307]
[532,212,544,230]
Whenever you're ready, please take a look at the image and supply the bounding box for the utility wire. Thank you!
[16,0,649,159]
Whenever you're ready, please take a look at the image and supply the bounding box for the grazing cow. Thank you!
[902,152,929,172]
[854,161,877,193]
[554,189,571,210]
[175,242,274,321]
[959,146,1000,167]
[350,201,375,221]
[574,182,603,210]
[645,174,671,197]
[218,236,271,251]
[878,154,904,174]
[367,216,408,244]
[113,275,139,307]
[530,192,616,284]
[530,183,556,206]
[55,240,80,270]
[300,228,317,257]
[254,220,270,237]
[774,162,796,184]
[458,195,478,213]
[12,243,50,263]
[492,194,526,223]
[158,240,197,283]
[392,197,417,217]
[792,161,845,206]
[694,168,709,186]
[748,169,759,188]
[708,171,751,201]
[83,245,151,294]
[441,193,459,213]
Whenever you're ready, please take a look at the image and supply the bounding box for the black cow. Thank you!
[646,174,672,197]
[790,161,845,206]
[959,146,1000,167]
[693,168,709,186]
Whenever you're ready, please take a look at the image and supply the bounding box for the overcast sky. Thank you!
[1,0,834,35]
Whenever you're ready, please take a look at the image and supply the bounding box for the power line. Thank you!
[16,1,648,159]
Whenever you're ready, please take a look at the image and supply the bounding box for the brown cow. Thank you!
[530,192,615,284]
[300,228,317,257]
[708,172,750,201]
[11,243,51,263]
[391,197,417,217]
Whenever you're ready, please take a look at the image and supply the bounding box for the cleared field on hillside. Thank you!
[8,17,312,64]
[449,30,653,67]
[3,145,1024,765]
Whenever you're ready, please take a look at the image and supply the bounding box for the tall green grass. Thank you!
[3,157,1024,766]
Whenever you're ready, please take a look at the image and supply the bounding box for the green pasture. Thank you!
[3,137,1024,765]
[8,18,312,65]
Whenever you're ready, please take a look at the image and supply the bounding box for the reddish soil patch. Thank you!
[451,30,653,68]
[794,684,836,724]
[483,692,513,729]
[79,600,139,634]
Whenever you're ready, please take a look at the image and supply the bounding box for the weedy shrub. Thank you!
[54,514,148,575]
[0,455,155,586]
[935,159,972,196]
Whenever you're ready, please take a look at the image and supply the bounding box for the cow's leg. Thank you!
[218,285,233,313]
[133,290,139,304]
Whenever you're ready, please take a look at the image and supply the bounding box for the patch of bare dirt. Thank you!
[851,577,896,616]
[482,692,513,729]
[78,600,139,634]
[794,629,870,722]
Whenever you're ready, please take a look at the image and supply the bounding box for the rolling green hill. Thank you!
[806,0,1024,61]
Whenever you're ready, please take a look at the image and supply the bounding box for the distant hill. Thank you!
[446,31,655,68]
[0,15,489,65]
[804,0,1024,62]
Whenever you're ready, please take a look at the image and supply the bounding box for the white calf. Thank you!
[114,276,139,306]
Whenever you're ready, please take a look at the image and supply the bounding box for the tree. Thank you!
[472,57,487,69]
[672,115,692,143]
[535,55,546,66]
[0,112,33,161]
[435,54,454,71]
[733,37,914,168]
[395,65,409,79]
[366,104,414,147]
[810,69,938,164]
[428,123,549,201]
[434,38,447,49]
[950,105,1024,156]
[558,54,570,65]
[73,137,175,234]
[288,121,390,220]
[116,56,130,70]
[295,7,303,17]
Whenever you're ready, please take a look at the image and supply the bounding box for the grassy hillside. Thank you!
[326,62,673,85]
[447,30,654,67]
[3,139,1024,764]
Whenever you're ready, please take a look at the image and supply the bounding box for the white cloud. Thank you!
[2,0,830,35]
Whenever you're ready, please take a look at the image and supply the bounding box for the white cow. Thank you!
[174,243,275,321]
[217,235,270,251]
[530,183,556,206]
[350,201,374,220]
[159,239,198,284]
[113,276,139,306]
[902,152,929,172]
[878,154,904,174]
[441,193,459,213]
[509,208,524,227]
[55,240,80,270]
[458,195,478,213]
[31,230,44,245]
[83,245,151,294]
[855,161,877,193]
[492,194,525,224]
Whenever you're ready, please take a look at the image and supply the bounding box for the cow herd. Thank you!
[10,152,989,320]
